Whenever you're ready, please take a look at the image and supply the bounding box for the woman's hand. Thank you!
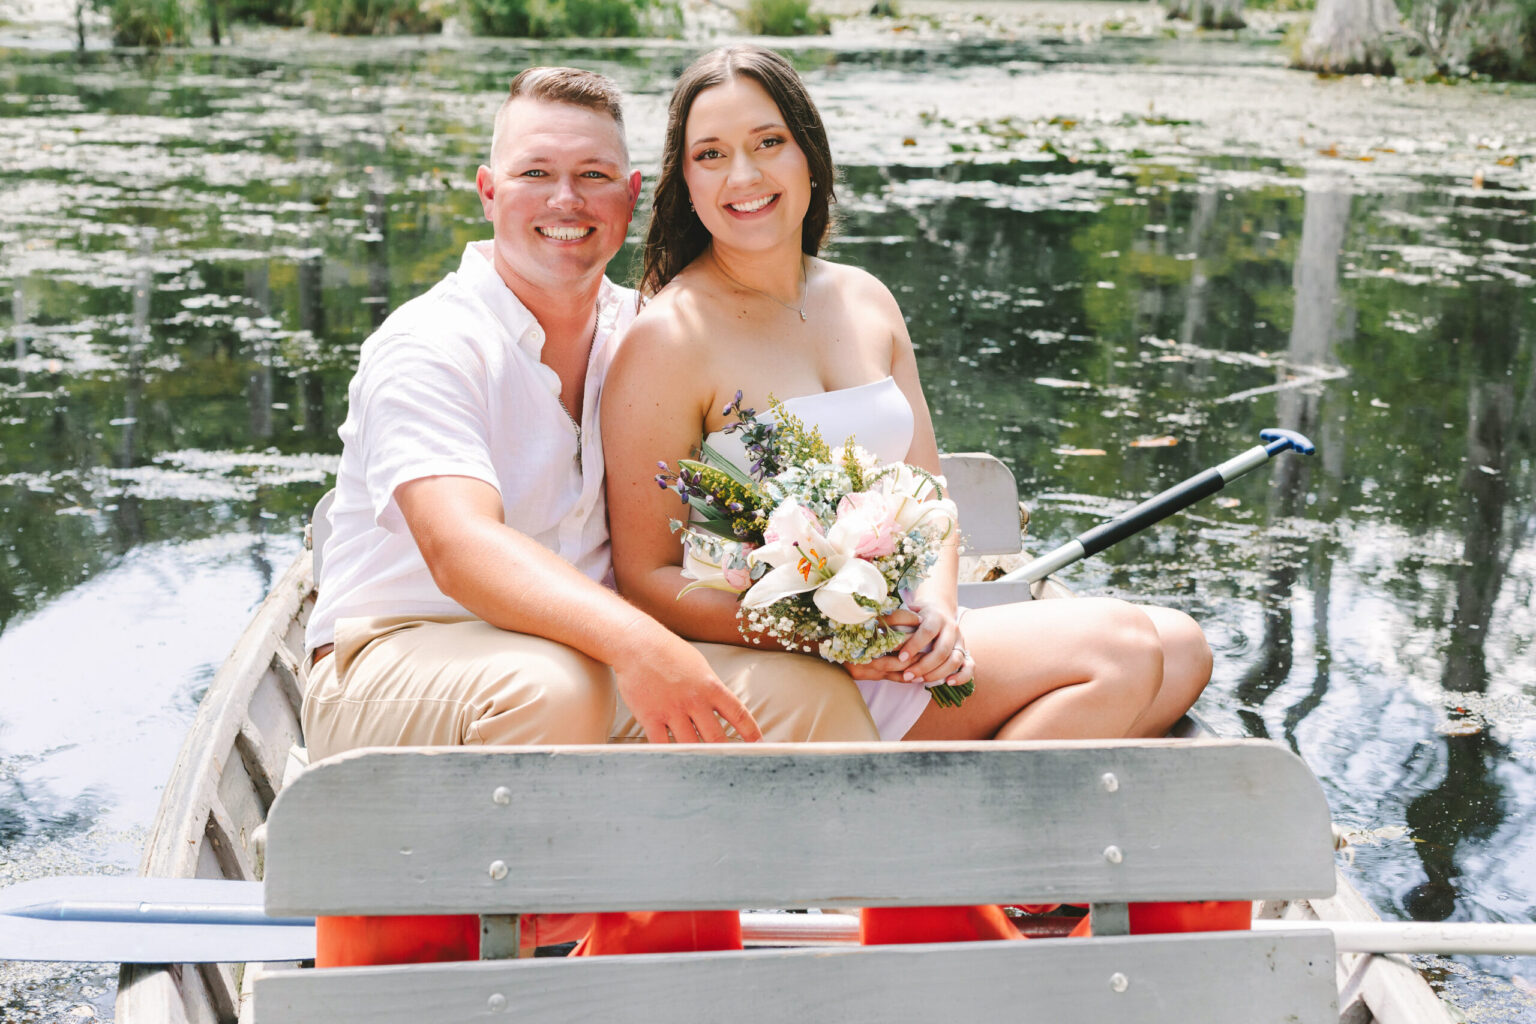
[843,603,973,688]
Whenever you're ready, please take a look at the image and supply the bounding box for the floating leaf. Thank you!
[1130,435,1178,448]
[1053,447,1107,457]
[1034,377,1093,390]
[1215,496,1241,509]
[1336,824,1412,848]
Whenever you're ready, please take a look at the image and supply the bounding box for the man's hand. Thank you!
[614,632,762,743]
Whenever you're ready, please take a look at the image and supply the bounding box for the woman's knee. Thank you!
[1090,600,1164,709]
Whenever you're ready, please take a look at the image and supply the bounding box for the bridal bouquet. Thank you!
[655,391,971,708]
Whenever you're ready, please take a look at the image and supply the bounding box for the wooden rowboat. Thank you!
[115,464,1455,1023]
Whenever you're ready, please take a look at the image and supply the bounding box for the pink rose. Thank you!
[833,491,900,559]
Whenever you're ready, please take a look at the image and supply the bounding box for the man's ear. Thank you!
[475,165,495,219]
[628,169,642,216]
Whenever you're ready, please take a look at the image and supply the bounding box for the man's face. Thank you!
[476,97,642,296]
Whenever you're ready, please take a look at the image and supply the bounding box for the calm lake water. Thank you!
[1,22,1533,1021]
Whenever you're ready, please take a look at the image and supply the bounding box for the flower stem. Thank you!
[925,681,975,708]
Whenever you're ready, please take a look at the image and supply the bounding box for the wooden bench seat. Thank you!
[253,740,1342,1023]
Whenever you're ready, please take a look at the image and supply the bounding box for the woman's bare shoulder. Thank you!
[614,269,717,371]
[815,258,902,310]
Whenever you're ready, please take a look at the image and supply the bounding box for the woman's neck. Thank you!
[708,243,807,306]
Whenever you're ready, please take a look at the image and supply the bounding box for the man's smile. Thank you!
[537,225,596,241]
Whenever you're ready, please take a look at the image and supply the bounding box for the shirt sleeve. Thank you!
[352,333,501,532]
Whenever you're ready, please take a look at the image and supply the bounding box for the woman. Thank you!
[602,45,1212,744]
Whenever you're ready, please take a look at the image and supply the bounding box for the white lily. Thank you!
[877,464,959,537]
[743,501,889,625]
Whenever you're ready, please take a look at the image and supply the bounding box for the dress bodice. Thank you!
[701,376,914,469]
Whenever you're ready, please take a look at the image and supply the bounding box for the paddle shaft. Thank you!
[1000,432,1312,585]
[9,881,1536,962]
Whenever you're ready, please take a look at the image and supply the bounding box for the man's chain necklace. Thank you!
[557,303,600,470]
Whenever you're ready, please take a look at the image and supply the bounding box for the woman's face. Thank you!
[681,74,811,255]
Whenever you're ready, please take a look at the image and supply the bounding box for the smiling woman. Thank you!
[602,44,1215,747]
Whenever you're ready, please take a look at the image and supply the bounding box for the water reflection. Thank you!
[1,34,1533,1019]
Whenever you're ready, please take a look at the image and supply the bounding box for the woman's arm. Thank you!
[861,277,970,686]
[602,308,775,649]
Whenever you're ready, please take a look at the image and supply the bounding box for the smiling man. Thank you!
[301,67,877,768]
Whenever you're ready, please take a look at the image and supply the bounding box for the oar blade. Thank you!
[1,877,315,964]
[1,913,315,963]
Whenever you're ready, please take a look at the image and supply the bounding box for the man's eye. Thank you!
[522,169,548,178]
[581,170,609,179]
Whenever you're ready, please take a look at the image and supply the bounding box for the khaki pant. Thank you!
[301,615,879,761]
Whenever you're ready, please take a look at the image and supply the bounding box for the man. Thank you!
[302,67,877,760]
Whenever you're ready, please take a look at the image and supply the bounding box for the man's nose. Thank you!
[548,175,584,209]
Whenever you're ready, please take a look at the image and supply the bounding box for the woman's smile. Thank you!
[725,193,780,215]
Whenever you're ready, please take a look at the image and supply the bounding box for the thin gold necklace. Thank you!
[712,251,808,322]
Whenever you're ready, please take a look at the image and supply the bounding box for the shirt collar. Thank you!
[459,241,626,361]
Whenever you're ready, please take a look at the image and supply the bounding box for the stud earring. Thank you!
[810,179,818,189]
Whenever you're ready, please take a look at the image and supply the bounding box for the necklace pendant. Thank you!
[799,310,807,321]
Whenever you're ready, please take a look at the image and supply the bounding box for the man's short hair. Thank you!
[489,67,628,169]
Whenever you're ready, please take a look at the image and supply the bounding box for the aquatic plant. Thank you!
[1299,0,1536,80]
[1165,0,1246,30]
[109,0,189,44]
[463,0,677,37]
[739,0,830,36]
[305,0,444,34]
[1396,0,1536,80]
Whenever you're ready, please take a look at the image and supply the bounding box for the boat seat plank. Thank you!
[938,452,1024,556]
[262,741,1335,917]
[254,930,1339,1024]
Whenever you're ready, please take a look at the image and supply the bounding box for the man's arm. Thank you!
[396,474,761,744]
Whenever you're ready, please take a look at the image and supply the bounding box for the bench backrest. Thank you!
[255,741,1340,1023]
[263,740,1332,915]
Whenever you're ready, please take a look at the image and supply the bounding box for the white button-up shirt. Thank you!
[306,241,638,651]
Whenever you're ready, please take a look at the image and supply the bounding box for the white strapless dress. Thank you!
[703,376,931,741]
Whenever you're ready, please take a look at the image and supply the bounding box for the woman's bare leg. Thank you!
[1126,605,1213,737]
[903,598,1163,742]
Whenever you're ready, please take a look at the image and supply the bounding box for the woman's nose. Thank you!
[727,152,762,188]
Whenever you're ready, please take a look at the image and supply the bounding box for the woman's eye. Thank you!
[761,136,783,149]
[695,148,723,160]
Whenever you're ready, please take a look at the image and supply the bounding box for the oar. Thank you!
[1001,427,1316,585]
[0,877,314,963]
[9,876,1536,962]
[738,912,1536,956]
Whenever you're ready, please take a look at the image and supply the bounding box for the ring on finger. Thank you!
[953,645,969,662]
